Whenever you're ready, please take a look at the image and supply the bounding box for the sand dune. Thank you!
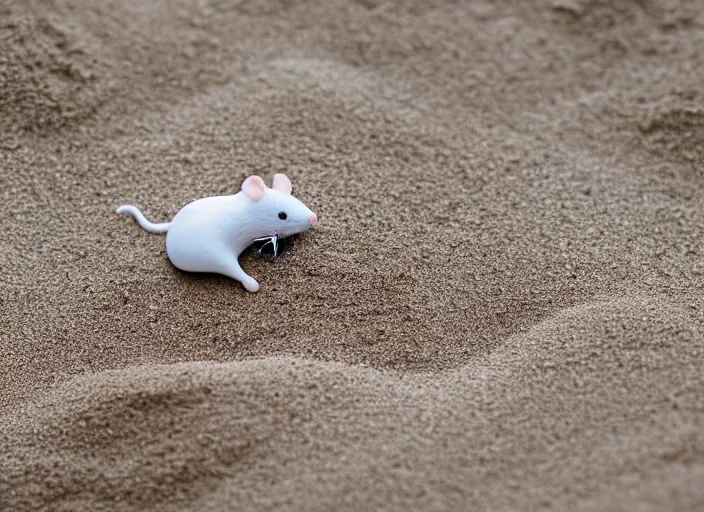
[3,296,703,510]
[1,0,703,510]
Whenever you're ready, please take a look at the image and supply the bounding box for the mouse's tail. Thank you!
[116,205,171,234]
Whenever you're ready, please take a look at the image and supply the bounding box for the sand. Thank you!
[1,0,703,510]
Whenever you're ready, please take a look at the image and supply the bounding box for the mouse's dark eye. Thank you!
[278,211,287,220]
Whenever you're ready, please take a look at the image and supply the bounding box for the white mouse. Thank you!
[116,173,318,292]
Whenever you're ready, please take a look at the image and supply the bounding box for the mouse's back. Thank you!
[164,195,241,271]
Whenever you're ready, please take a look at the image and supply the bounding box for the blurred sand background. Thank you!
[1,0,703,510]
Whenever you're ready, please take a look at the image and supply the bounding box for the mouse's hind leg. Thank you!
[216,255,260,293]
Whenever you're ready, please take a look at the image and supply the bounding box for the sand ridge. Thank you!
[3,295,703,510]
[1,0,704,510]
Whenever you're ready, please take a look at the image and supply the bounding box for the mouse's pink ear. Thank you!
[272,173,292,195]
[241,175,267,201]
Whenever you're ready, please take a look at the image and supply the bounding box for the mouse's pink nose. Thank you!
[309,213,318,226]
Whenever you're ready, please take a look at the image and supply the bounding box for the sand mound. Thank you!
[2,0,704,509]
[638,101,704,170]
[0,2,104,137]
[3,295,703,510]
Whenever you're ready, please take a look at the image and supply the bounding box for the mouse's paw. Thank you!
[242,277,260,293]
